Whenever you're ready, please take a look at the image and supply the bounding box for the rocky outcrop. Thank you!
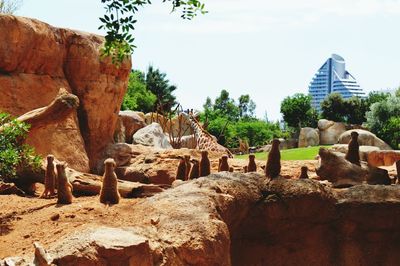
[339,129,392,150]
[317,148,391,187]
[132,123,173,149]
[318,119,347,145]
[0,15,131,172]
[12,174,400,265]
[367,150,400,167]
[330,144,380,162]
[298,127,319,147]
[40,227,152,266]
[114,111,147,144]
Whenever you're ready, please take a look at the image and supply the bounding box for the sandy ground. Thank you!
[0,160,396,259]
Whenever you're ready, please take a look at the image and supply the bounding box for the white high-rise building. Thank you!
[308,54,366,111]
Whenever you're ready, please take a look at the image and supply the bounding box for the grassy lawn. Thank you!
[235,145,332,161]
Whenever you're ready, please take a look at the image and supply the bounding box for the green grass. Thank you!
[235,145,332,161]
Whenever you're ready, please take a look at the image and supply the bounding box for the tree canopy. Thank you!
[99,0,207,62]
[280,93,317,128]
[0,0,22,14]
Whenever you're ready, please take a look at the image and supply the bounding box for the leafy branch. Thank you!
[99,0,207,63]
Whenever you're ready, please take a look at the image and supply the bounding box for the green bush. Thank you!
[366,96,400,149]
[0,113,41,181]
[207,117,285,148]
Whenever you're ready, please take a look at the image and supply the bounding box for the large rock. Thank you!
[132,123,173,149]
[10,173,400,265]
[367,150,400,167]
[298,127,319,147]
[330,144,380,162]
[318,119,347,145]
[43,227,152,266]
[0,15,131,172]
[114,111,147,144]
[339,129,392,150]
[317,148,390,187]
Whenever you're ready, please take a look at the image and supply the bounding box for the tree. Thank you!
[121,70,156,112]
[145,65,177,114]
[213,89,240,121]
[344,96,368,125]
[320,93,348,122]
[395,87,400,98]
[0,0,22,14]
[99,0,207,62]
[365,91,391,107]
[280,93,317,128]
[366,96,400,149]
[238,94,256,119]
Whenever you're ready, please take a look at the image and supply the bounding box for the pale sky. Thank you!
[18,0,400,120]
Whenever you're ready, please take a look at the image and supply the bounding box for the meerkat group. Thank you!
[40,154,74,204]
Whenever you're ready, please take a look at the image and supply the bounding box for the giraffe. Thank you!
[181,112,233,158]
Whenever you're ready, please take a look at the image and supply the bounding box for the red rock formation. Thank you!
[0,15,131,172]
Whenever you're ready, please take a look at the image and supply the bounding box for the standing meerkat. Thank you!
[199,150,211,177]
[56,162,73,204]
[176,157,187,181]
[247,154,257,172]
[345,131,361,166]
[298,166,309,179]
[265,139,281,179]
[41,155,56,198]
[189,159,200,179]
[184,155,191,180]
[100,158,120,205]
[219,155,230,172]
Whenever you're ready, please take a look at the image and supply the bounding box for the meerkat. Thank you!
[189,159,200,179]
[200,150,211,177]
[176,157,187,181]
[229,167,234,172]
[247,154,257,172]
[100,158,120,205]
[41,155,57,198]
[243,166,248,173]
[184,155,191,180]
[396,161,400,184]
[345,131,361,166]
[56,162,73,204]
[219,155,230,172]
[265,139,281,179]
[298,166,309,179]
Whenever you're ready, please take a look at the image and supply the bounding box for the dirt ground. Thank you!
[0,160,396,259]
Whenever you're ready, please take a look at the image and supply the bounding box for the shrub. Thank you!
[0,113,41,181]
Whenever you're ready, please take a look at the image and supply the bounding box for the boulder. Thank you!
[318,119,347,145]
[0,15,131,172]
[367,150,400,167]
[316,148,391,187]
[330,144,380,162]
[338,129,392,150]
[132,123,173,149]
[298,127,319,148]
[279,138,298,150]
[43,227,152,266]
[117,111,147,143]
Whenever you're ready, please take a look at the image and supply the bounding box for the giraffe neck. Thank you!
[189,117,204,143]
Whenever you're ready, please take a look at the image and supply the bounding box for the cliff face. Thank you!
[0,15,131,172]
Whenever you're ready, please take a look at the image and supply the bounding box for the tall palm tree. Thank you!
[145,65,177,114]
